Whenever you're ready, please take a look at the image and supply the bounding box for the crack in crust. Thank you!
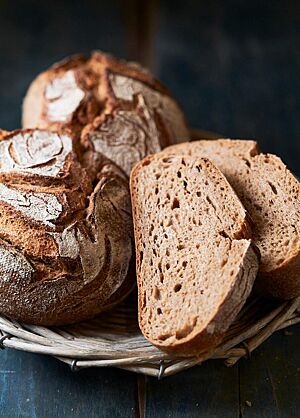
[0,130,72,177]
[22,51,189,176]
[0,128,133,325]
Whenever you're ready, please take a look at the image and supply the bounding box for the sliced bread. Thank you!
[130,154,259,355]
[165,140,300,299]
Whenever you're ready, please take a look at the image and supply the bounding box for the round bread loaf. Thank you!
[22,51,189,175]
[0,128,134,325]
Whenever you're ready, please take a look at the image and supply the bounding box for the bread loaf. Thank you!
[23,51,189,175]
[0,128,133,325]
[165,140,300,299]
[130,154,259,355]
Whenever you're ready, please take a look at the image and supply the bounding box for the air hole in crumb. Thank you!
[174,284,182,292]
[157,308,162,315]
[183,180,188,189]
[166,219,172,227]
[160,272,164,283]
[177,171,182,178]
[243,158,251,168]
[182,261,187,268]
[196,165,202,172]
[181,158,186,166]
[178,244,184,250]
[171,198,180,209]
[219,230,229,239]
[155,173,161,179]
[154,287,161,300]
[155,187,159,195]
[142,160,151,166]
[140,251,143,264]
[164,234,168,239]
[166,249,170,256]
[221,259,228,267]
[268,181,278,195]
[206,195,216,210]
[196,191,201,197]
[162,157,172,163]
[166,193,170,200]
[166,263,170,270]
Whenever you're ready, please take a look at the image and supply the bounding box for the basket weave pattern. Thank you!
[1,293,300,378]
[0,130,299,378]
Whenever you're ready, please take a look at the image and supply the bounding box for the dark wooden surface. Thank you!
[0,1,299,416]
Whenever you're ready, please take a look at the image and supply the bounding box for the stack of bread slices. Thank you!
[0,51,299,358]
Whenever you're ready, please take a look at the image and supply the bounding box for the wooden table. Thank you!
[0,1,299,416]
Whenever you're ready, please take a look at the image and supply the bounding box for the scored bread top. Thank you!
[165,140,300,299]
[0,128,133,325]
[22,51,189,175]
[130,154,259,355]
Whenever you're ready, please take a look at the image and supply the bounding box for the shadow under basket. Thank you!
[0,129,299,379]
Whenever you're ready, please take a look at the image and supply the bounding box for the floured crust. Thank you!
[130,154,259,355]
[23,51,189,176]
[165,139,300,299]
[0,129,134,325]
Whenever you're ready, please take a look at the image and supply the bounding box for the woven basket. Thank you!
[0,129,299,379]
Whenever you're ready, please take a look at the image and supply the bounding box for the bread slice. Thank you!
[165,140,300,299]
[130,154,259,355]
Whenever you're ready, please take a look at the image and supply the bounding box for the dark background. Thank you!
[0,1,299,417]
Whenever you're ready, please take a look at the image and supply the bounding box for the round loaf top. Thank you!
[22,51,190,176]
[0,128,133,325]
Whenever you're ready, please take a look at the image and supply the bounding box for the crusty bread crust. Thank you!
[23,51,189,176]
[256,251,300,299]
[0,129,134,325]
[130,154,259,355]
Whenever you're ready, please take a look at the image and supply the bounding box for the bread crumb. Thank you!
[245,400,252,407]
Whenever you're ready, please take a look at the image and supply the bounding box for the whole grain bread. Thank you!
[0,128,134,325]
[165,139,300,299]
[22,51,189,176]
[130,154,259,355]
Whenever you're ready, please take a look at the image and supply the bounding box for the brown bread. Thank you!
[130,154,259,355]
[22,51,189,176]
[0,128,134,325]
[165,139,300,299]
